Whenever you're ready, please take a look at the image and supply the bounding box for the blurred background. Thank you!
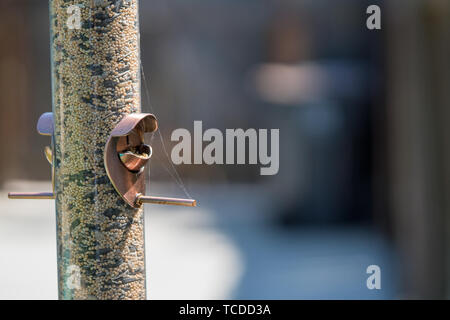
[0,0,449,299]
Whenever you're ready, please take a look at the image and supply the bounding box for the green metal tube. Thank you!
[49,0,146,299]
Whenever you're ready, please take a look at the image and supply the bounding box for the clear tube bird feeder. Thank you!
[8,0,195,300]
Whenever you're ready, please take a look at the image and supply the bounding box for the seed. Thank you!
[50,0,145,300]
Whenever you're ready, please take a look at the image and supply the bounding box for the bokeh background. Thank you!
[1,0,450,299]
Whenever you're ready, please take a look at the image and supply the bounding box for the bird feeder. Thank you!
[8,0,195,300]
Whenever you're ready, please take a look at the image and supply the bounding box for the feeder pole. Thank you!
[49,0,145,299]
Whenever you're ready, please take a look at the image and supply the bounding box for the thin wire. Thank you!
[140,61,193,200]
[151,153,193,200]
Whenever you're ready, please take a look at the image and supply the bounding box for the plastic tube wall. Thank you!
[49,0,146,299]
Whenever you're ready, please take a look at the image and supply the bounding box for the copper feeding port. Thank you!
[105,113,197,209]
[8,112,55,201]
[119,143,152,173]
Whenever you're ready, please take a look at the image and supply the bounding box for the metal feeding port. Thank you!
[104,113,196,208]
[8,112,55,200]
